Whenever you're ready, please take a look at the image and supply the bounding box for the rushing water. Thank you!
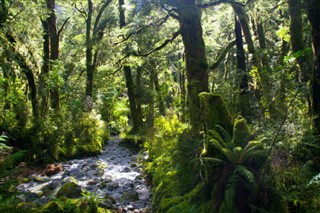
[18,137,152,212]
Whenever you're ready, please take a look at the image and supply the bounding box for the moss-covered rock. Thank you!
[56,182,82,199]
[232,115,250,148]
[16,202,37,212]
[199,93,233,136]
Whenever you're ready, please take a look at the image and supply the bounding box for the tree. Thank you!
[84,0,112,111]
[119,0,142,133]
[162,0,209,130]
[305,0,320,134]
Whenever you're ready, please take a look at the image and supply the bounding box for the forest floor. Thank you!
[17,137,152,212]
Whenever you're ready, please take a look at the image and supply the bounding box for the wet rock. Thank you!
[56,182,82,198]
[99,199,113,209]
[24,192,40,201]
[62,176,78,184]
[47,180,60,190]
[130,162,137,168]
[69,168,84,179]
[122,167,130,172]
[125,190,139,201]
[32,175,50,183]
[87,179,97,185]
[107,182,119,190]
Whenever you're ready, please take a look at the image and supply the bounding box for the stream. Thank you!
[17,137,152,212]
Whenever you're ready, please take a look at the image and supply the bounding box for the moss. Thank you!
[42,201,63,212]
[199,92,233,135]
[56,182,82,199]
[232,115,250,148]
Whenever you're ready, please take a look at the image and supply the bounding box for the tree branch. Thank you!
[58,17,70,37]
[209,40,236,70]
[93,0,112,35]
[114,14,171,45]
[74,3,87,18]
[118,30,180,64]
[197,0,252,8]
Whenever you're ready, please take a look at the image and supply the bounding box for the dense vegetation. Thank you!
[1,0,320,212]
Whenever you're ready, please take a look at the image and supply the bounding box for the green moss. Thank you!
[56,182,82,199]
[199,92,233,135]
[232,115,250,148]
[42,201,63,212]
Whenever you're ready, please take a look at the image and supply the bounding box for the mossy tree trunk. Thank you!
[177,1,209,130]
[47,0,60,111]
[305,0,320,134]
[234,16,251,120]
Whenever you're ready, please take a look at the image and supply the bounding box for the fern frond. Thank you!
[308,172,320,186]
[234,165,255,186]
[200,157,223,166]
[215,125,232,143]
[0,135,9,142]
[208,130,230,149]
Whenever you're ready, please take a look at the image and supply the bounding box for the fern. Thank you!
[308,172,320,186]
[234,165,255,186]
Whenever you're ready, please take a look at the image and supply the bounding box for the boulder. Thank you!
[56,182,82,198]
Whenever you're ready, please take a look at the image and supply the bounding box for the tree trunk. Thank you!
[177,1,209,130]
[305,0,320,134]
[85,0,94,109]
[47,0,60,111]
[289,0,312,83]
[119,0,141,133]
[135,66,143,126]
[124,66,141,133]
[234,16,251,119]
[40,19,50,117]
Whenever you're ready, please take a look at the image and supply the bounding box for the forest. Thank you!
[0,0,320,212]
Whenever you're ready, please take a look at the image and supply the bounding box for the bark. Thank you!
[124,66,141,133]
[47,0,60,111]
[40,19,50,116]
[85,0,94,103]
[232,4,255,55]
[146,67,155,128]
[305,0,320,134]
[135,66,143,126]
[288,0,312,82]
[154,69,165,116]
[119,0,141,133]
[235,16,251,119]
[177,1,209,129]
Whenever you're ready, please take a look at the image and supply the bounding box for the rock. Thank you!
[47,180,60,190]
[107,182,119,190]
[125,190,139,201]
[32,175,50,183]
[130,162,137,168]
[62,176,78,184]
[122,167,130,172]
[87,179,97,185]
[104,175,113,183]
[69,168,84,179]
[24,192,40,201]
[99,199,113,209]
[56,182,82,198]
